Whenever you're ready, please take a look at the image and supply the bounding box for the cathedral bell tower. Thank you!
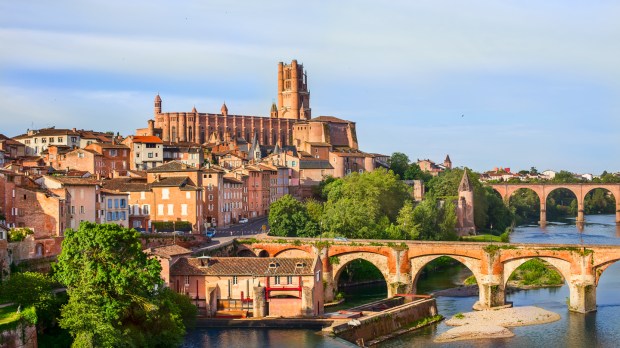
[277,60,311,120]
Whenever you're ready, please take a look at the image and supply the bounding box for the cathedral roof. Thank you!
[445,154,451,163]
[310,116,352,124]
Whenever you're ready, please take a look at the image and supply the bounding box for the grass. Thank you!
[462,234,502,242]
[0,305,20,326]
[509,259,564,286]
[463,275,478,285]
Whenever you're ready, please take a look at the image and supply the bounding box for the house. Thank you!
[146,244,193,286]
[36,176,101,229]
[169,256,324,318]
[122,135,164,170]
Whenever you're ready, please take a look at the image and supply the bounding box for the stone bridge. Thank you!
[234,237,620,313]
[488,183,620,225]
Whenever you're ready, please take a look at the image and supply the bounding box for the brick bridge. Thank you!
[488,183,620,225]
[234,237,620,313]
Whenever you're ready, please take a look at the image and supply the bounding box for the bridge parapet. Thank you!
[234,237,620,313]
[488,183,620,225]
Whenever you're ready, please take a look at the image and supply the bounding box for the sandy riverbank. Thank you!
[432,282,563,298]
[434,306,561,343]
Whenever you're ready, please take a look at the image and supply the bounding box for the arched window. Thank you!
[188,126,193,142]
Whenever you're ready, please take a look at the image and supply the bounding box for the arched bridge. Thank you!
[489,183,620,225]
[235,237,620,313]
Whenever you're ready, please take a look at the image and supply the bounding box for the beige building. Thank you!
[36,176,101,229]
[122,135,164,170]
[169,257,324,318]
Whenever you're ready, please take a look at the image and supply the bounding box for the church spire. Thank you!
[458,169,473,192]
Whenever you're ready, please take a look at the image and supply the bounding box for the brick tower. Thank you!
[277,60,311,120]
[456,169,476,236]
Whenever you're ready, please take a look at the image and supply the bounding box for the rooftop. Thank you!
[170,257,317,276]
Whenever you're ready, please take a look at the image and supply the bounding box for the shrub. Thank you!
[8,227,34,242]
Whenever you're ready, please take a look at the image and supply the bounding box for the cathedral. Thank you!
[139,60,311,146]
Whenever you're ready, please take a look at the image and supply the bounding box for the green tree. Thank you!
[54,222,188,347]
[388,152,410,179]
[321,169,411,238]
[403,163,433,182]
[268,195,318,237]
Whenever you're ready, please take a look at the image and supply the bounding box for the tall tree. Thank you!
[388,152,410,179]
[55,222,187,347]
[268,195,318,237]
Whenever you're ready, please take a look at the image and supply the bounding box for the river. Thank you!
[183,214,620,347]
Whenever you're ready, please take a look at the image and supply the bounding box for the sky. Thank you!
[1,1,619,174]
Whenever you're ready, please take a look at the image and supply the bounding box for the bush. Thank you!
[8,227,34,242]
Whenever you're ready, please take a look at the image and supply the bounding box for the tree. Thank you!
[268,195,318,237]
[54,222,189,347]
[388,152,410,179]
[321,169,411,238]
[403,163,433,182]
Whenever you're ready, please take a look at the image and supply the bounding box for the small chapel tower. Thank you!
[456,169,476,236]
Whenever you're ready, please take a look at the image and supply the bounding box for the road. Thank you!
[192,217,269,254]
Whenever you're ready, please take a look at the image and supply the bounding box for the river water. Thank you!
[183,214,620,347]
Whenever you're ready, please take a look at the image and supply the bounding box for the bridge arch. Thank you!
[332,252,390,297]
[502,256,571,286]
[410,254,483,295]
[236,249,257,257]
[274,248,313,258]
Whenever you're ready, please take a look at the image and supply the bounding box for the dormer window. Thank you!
[269,262,278,269]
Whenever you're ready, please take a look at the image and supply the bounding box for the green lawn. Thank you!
[0,304,21,328]
[461,234,502,242]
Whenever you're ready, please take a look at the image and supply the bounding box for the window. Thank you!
[181,204,188,216]
[71,206,75,215]
[148,153,153,158]
[232,276,238,285]
[162,188,169,199]
[157,204,164,215]
[80,206,84,214]
[107,212,113,221]
[114,199,119,208]
[140,191,145,199]
[41,138,46,143]
[208,194,213,201]
[186,192,190,199]
[184,276,189,285]
[120,212,126,220]
[274,276,281,285]
[58,137,63,142]
[71,137,77,142]
[77,152,84,158]
[287,276,293,284]
[316,270,321,282]
[49,137,54,143]
[120,199,126,208]
[109,149,117,157]
[142,205,150,214]
[108,199,112,209]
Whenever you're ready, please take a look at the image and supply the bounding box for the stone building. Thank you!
[138,60,310,146]
[169,256,323,318]
[417,155,452,176]
[36,176,101,229]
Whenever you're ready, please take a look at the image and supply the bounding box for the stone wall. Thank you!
[331,298,438,345]
[0,323,37,348]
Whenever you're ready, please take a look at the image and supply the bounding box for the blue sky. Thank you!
[1,1,619,173]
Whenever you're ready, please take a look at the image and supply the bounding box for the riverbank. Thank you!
[432,282,563,298]
[435,306,561,343]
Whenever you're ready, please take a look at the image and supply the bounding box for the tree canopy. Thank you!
[55,222,190,347]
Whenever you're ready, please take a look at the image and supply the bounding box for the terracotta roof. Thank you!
[102,178,150,192]
[146,245,193,259]
[47,176,100,186]
[13,128,79,139]
[132,136,163,144]
[170,257,317,276]
[86,143,129,149]
[148,160,199,172]
[310,116,352,124]
[299,160,334,169]
[223,176,243,184]
[150,176,199,190]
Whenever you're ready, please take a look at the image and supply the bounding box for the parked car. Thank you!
[206,228,216,238]
[239,218,249,224]
[334,236,348,242]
